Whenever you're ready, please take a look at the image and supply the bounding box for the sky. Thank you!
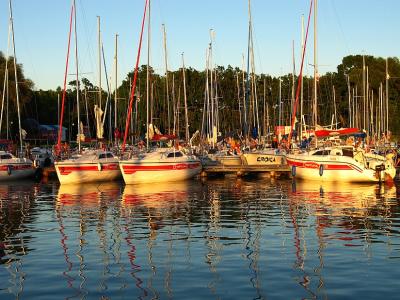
[0,0,399,91]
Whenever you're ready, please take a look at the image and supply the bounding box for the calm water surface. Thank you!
[0,177,399,299]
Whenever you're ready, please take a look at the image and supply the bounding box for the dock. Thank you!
[201,164,291,177]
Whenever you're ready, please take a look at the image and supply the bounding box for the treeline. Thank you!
[1,52,400,142]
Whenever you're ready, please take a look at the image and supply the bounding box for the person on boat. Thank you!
[271,136,278,149]
[114,128,121,141]
[300,136,308,149]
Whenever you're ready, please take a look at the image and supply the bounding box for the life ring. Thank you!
[319,164,324,177]
[7,165,12,176]
[97,163,102,171]
[291,165,296,177]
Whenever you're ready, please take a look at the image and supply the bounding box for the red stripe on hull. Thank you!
[287,159,360,172]
[122,162,201,175]
[0,164,32,171]
[57,163,119,175]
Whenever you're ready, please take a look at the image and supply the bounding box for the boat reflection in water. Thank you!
[0,181,41,298]
[56,182,124,299]
[286,180,399,298]
[0,178,399,299]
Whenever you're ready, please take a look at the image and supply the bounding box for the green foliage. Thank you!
[4,53,400,142]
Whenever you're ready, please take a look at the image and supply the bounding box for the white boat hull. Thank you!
[0,163,35,181]
[286,154,392,183]
[55,162,121,184]
[120,160,202,184]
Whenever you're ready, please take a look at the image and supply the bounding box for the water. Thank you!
[0,177,399,299]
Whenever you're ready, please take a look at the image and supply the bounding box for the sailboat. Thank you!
[119,0,201,185]
[0,0,35,181]
[285,0,396,183]
[54,1,121,184]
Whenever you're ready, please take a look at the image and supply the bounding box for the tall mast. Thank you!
[73,0,81,152]
[182,53,189,143]
[0,17,11,137]
[292,39,295,122]
[98,16,102,110]
[162,24,170,134]
[346,74,351,127]
[209,29,215,143]
[386,58,389,134]
[362,55,366,131]
[313,0,318,129]
[9,0,23,154]
[146,0,151,149]
[300,14,304,138]
[241,54,247,137]
[114,33,118,142]
[245,0,251,138]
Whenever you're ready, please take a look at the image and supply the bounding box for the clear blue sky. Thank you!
[0,0,399,91]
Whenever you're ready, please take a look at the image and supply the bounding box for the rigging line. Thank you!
[329,0,351,55]
[57,1,74,155]
[78,0,96,85]
[288,0,314,147]
[121,0,149,153]
[100,43,111,128]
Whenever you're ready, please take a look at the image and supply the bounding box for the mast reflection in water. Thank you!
[0,178,399,299]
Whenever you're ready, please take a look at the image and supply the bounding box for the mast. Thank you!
[56,1,74,154]
[9,0,23,154]
[292,40,295,124]
[209,29,215,144]
[300,14,304,138]
[245,0,251,138]
[332,85,337,129]
[386,58,389,134]
[0,18,11,138]
[98,16,102,111]
[121,0,149,152]
[236,72,242,132]
[346,74,351,127]
[114,33,118,144]
[362,55,366,131]
[146,0,151,149]
[73,0,81,152]
[162,24,170,135]
[182,53,189,143]
[313,0,318,129]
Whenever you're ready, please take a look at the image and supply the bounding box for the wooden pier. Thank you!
[201,164,291,178]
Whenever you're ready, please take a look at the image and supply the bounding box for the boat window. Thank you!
[106,153,114,158]
[330,149,342,156]
[312,150,330,156]
[167,151,183,158]
[0,154,12,159]
[342,148,353,158]
[98,154,106,159]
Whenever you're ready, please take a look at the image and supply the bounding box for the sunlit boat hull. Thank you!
[242,151,286,166]
[55,161,121,184]
[0,161,35,181]
[120,158,201,184]
[286,152,395,183]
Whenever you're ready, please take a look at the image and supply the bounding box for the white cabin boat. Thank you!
[120,149,201,184]
[0,151,35,181]
[55,150,121,184]
[286,146,396,183]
